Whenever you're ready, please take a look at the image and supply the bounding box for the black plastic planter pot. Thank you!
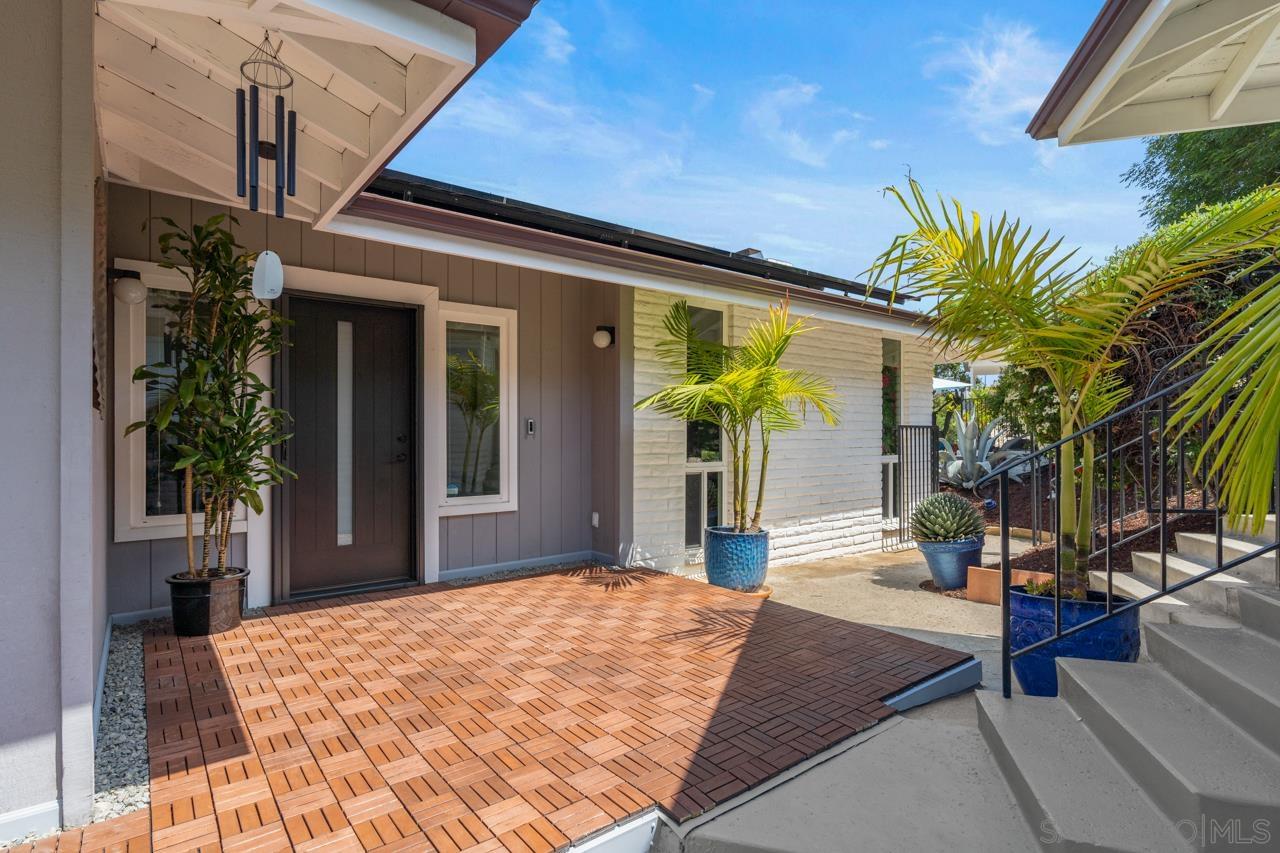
[166,568,249,636]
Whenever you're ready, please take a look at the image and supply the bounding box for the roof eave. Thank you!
[346,192,925,324]
[1027,0,1153,140]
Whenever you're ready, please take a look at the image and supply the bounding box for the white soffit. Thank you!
[93,0,475,226]
[1059,0,1280,145]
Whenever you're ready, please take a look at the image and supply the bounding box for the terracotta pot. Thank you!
[965,565,1053,605]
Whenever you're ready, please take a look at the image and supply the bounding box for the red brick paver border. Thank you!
[9,567,969,852]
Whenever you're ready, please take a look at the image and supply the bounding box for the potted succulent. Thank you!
[128,216,292,636]
[910,492,984,590]
[637,299,838,592]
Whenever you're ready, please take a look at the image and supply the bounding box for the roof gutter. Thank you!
[345,192,924,324]
[1027,0,1152,140]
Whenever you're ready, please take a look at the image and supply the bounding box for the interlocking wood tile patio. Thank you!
[8,567,969,852]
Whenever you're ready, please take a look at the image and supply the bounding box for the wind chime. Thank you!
[235,35,297,219]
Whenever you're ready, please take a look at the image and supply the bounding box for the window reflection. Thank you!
[446,321,502,498]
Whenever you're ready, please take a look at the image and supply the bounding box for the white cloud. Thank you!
[745,79,860,167]
[868,138,891,150]
[770,191,824,210]
[926,19,1064,146]
[532,16,575,64]
[692,83,716,112]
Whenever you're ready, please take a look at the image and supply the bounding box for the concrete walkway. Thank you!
[765,539,1026,691]
[668,541,1040,853]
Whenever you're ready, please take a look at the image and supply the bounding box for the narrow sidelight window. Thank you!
[336,320,353,545]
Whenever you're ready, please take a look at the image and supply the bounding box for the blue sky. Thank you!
[391,1,1148,281]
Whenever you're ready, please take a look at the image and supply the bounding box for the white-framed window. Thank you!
[881,337,903,522]
[437,303,519,516]
[685,305,726,561]
[112,259,247,543]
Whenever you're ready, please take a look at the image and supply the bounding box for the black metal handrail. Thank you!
[993,361,1280,699]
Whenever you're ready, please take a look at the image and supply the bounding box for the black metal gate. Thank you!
[897,424,939,541]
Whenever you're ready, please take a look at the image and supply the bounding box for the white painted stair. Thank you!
[979,586,1280,853]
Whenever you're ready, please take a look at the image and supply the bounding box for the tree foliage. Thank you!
[1123,125,1280,227]
[868,178,1280,587]
[128,216,293,577]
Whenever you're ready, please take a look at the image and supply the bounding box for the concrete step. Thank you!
[1166,608,1239,629]
[1175,531,1277,585]
[975,691,1190,853]
[1087,570,1189,632]
[1057,658,1280,846]
[1145,622,1280,756]
[1238,587,1280,642]
[1226,514,1276,542]
[1129,551,1249,616]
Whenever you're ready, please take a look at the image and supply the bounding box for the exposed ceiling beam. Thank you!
[313,51,464,228]
[1210,10,1280,118]
[1072,84,1280,143]
[1131,0,1280,67]
[103,142,145,184]
[1085,9,1275,130]
[105,0,475,64]
[269,0,474,67]
[97,69,323,212]
[103,109,314,219]
[277,30,406,115]
[100,3,371,156]
[95,15,343,190]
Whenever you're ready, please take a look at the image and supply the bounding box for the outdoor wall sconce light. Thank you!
[593,325,615,349]
[236,34,297,219]
[109,268,145,305]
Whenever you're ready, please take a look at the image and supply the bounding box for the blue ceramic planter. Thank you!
[705,526,769,591]
[918,536,984,590]
[1010,587,1141,696]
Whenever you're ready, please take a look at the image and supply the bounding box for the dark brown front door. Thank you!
[283,295,416,595]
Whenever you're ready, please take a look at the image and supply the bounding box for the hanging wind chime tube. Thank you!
[235,34,297,219]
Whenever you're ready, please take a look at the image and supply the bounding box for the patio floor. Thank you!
[11,566,970,852]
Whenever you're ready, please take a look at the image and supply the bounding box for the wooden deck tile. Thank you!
[12,567,969,852]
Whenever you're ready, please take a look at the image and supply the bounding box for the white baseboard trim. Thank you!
[93,616,112,737]
[438,551,609,582]
[109,606,170,624]
[0,799,60,843]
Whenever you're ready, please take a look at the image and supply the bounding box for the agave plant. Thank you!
[939,414,1028,491]
[910,492,985,542]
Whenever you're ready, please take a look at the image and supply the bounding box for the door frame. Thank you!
[274,290,424,601]
[268,268,440,603]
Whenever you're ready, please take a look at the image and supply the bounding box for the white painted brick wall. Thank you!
[629,289,936,570]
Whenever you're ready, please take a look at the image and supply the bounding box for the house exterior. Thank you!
[0,0,935,839]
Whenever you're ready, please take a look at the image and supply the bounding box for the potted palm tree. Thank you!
[869,179,1280,694]
[637,299,838,592]
[128,216,292,636]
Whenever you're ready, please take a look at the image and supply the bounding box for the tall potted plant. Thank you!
[128,216,292,636]
[637,300,838,592]
[869,179,1280,693]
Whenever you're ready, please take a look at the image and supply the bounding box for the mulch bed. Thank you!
[942,472,1055,532]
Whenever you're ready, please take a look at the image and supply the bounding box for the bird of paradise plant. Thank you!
[868,179,1280,591]
[636,299,839,533]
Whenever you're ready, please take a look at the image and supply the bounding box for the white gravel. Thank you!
[92,621,151,822]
